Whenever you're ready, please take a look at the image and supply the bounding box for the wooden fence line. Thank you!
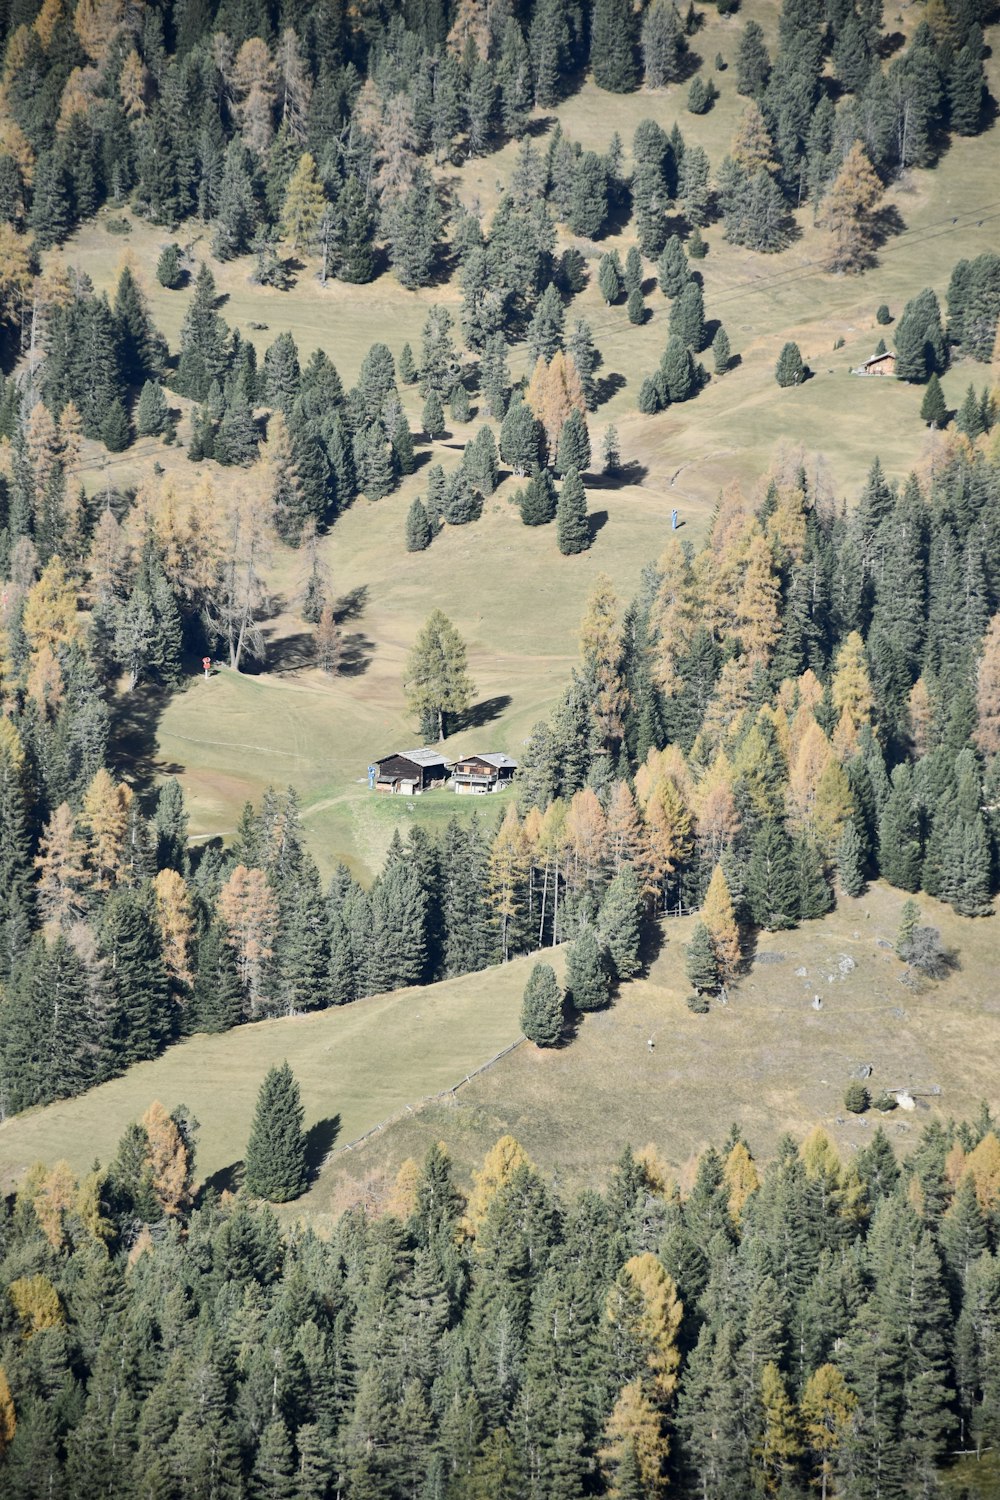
[325,1036,528,1164]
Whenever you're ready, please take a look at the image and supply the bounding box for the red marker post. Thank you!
[202,656,212,680]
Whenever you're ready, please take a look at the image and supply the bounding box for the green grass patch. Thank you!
[4,884,998,1224]
[0,948,557,1225]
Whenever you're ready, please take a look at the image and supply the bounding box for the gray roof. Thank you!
[395,747,450,767]
[477,752,518,769]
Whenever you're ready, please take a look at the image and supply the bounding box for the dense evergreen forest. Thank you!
[2,1109,1000,1497]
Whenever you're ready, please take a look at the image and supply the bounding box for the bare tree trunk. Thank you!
[539,863,548,948]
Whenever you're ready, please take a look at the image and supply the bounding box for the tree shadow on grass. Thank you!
[109,677,184,804]
[588,509,609,543]
[456,694,513,732]
[338,632,375,677]
[594,372,627,406]
[305,1115,341,1182]
[199,1160,243,1200]
[333,585,368,625]
[587,461,649,490]
[261,630,318,675]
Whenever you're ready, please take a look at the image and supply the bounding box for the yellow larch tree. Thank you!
[217,864,279,1013]
[564,786,608,891]
[0,223,33,330]
[756,1362,802,1493]
[831,631,874,726]
[119,47,148,116]
[141,1101,192,1216]
[8,1273,63,1335]
[26,1160,77,1250]
[800,1364,855,1500]
[73,0,126,62]
[579,573,629,751]
[788,720,854,856]
[33,0,65,48]
[606,780,645,873]
[702,863,741,983]
[701,657,755,747]
[908,676,934,757]
[695,752,741,869]
[34,802,89,924]
[461,1135,534,1239]
[599,1381,668,1499]
[650,537,698,697]
[642,777,693,907]
[732,100,778,175]
[605,1253,684,1405]
[723,1139,760,1223]
[535,798,567,945]
[974,614,1000,755]
[25,643,64,720]
[765,480,808,566]
[280,151,326,251]
[80,766,133,890]
[735,529,782,666]
[232,37,276,154]
[818,141,884,274]
[525,348,586,457]
[487,803,528,962]
[26,399,60,499]
[22,556,83,656]
[153,867,194,986]
[964,1131,1000,1213]
[0,1364,14,1456]
[57,64,101,131]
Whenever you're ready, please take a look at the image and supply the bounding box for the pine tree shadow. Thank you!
[337,632,375,677]
[456,694,512,732]
[587,509,609,542]
[260,630,318,674]
[199,1160,244,1199]
[109,676,185,803]
[594,372,626,406]
[588,461,649,490]
[332,585,368,624]
[304,1115,341,1182]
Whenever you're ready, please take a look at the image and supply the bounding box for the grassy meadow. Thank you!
[2,882,997,1230]
[0,945,559,1213]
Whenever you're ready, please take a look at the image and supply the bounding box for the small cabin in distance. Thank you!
[854,350,896,377]
[373,748,450,795]
[452,752,518,794]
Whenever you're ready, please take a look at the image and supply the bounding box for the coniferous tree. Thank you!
[406,498,432,553]
[712,327,731,375]
[685,920,720,993]
[565,924,610,1011]
[557,468,590,555]
[517,466,557,526]
[920,373,947,427]
[244,1061,309,1202]
[102,887,174,1066]
[136,381,168,437]
[156,243,184,289]
[520,962,564,1046]
[599,864,644,979]
[189,921,243,1034]
[598,252,625,305]
[837,820,867,897]
[657,237,689,298]
[775,342,806,387]
[591,0,639,92]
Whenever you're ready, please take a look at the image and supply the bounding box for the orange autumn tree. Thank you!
[217,865,278,1014]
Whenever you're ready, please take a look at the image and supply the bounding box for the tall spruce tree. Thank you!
[244,1061,309,1202]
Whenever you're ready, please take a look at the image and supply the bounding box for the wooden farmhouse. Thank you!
[451,752,518,795]
[373,748,450,795]
[854,350,896,377]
